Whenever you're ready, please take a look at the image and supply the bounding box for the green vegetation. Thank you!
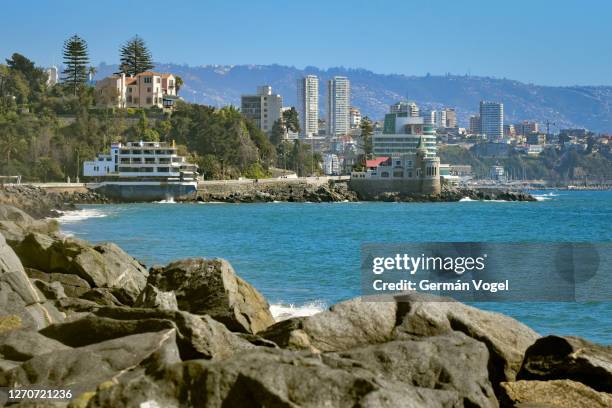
[119,36,154,76]
[268,107,322,176]
[438,145,612,181]
[0,46,284,181]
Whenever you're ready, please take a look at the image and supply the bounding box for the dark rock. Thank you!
[0,205,59,245]
[517,335,612,393]
[32,279,66,300]
[1,330,180,398]
[134,284,178,311]
[40,307,253,360]
[262,297,397,352]
[394,293,539,387]
[79,288,123,306]
[327,332,498,408]
[500,380,612,408]
[86,348,460,408]
[0,330,69,361]
[26,268,91,298]
[0,232,64,331]
[14,234,148,305]
[148,258,275,333]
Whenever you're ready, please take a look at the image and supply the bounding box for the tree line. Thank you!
[0,33,325,181]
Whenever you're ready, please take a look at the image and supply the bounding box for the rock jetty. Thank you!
[197,181,535,204]
[0,203,608,407]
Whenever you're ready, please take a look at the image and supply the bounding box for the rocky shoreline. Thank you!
[195,181,536,204]
[0,200,609,407]
[0,185,111,219]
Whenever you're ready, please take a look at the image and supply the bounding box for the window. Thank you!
[381,172,390,178]
[146,97,152,104]
[144,77,152,83]
[156,78,161,83]
[147,87,152,93]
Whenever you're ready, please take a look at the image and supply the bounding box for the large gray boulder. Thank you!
[134,283,178,311]
[326,332,498,408]
[0,205,58,245]
[0,232,64,331]
[0,330,180,398]
[14,234,148,305]
[262,297,397,352]
[40,307,253,360]
[0,330,69,361]
[26,268,91,298]
[500,379,612,408]
[517,335,612,393]
[86,348,460,408]
[148,258,275,333]
[393,293,540,386]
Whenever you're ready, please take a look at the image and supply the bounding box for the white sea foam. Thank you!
[459,197,475,202]
[269,301,327,322]
[57,208,108,223]
[155,197,176,204]
[532,192,558,201]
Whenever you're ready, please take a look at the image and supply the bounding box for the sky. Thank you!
[2,0,611,86]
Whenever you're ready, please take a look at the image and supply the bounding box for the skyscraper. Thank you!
[326,76,350,136]
[445,108,457,128]
[390,101,419,117]
[479,101,504,142]
[240,85,283,134]
[469,115,481,134]
[297,75,319,138]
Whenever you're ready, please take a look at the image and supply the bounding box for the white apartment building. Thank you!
[390,101,420,117]
[297,75,319,138]
[241,85,283,134]
[95,72,178,110]
[326,76,350,137]
[349,107,361,128]
[480,101,504,142]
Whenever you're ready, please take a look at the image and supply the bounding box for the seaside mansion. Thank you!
[95,71,180,111]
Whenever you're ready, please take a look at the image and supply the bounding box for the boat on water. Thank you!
[83,141,198,201]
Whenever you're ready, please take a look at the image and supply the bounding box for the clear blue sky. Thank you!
[3,0,611,86]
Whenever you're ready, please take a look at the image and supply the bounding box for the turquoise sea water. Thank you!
[59,190,612,344]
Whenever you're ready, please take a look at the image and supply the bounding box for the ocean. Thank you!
[58,190,612,344]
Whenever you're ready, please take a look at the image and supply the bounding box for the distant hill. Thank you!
[95,63,612,132]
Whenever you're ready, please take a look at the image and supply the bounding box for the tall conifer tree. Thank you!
[62,34,90,95]
[119,36,154,76]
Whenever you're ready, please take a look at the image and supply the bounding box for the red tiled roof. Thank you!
[366,157,390,168]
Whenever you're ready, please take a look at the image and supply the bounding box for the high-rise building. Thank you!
[349,107,361,129]
[469,115,481,134]
[373,105,437,157]
[479,101,504,142]
[421,110,435,126]
[514,121,539,136]
[390,101,419,117]
[45,66,59,87]
[434,110,447,129]
[297,75,319,137]
[327,76,350,136]
[444,108,457,128]
[241,85,283,134]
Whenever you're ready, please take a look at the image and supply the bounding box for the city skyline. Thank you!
[2,0,611,87]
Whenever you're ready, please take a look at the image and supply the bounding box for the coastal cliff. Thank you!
[0,202,609,407]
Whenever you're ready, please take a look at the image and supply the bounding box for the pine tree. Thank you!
[62,34,90,95]
[119,36,154,76]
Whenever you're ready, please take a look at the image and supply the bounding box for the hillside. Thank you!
[95,63,612,132]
